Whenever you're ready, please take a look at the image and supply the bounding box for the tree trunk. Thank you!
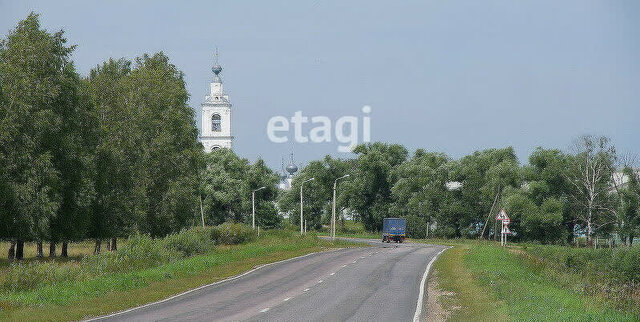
[61,241,68,257]
[15,240,24,260]
[630,235,635,247]
[49,242,56,257]
[110,238,117,251]
[8,240,16,260]
[93,239,101,254]
[36,241,43,258]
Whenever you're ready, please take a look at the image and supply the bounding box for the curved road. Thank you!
[91,239,447,322]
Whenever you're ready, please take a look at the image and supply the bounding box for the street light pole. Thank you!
[300,177,315,235]
[332,174,350,240]
[252,186,266,230]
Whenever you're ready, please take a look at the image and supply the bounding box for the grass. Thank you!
[431,242,509,320]
[0,231,360,321]
[430,240,640,321]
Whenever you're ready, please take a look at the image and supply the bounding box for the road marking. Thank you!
[352,260,357,263]
[341,264,347,268]
[303,288,310,292]
[330,272,335,276]
[413,247,452,322]
[317,280,323,284]
[360,256,365,259]
[283,297,291,302]
[260,308,270,313]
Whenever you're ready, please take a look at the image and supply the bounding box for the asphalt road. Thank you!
[91,239,448,322]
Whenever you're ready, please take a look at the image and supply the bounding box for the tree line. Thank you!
[0,14,279,259]
[280,139,639,246]
[1,14,638,262]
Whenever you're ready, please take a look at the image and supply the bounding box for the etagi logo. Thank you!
[267,105,371,152]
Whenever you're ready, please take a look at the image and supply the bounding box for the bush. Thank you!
[526,245,640,284]
[82,234,181,275]
[163,228,215,257]
[2,261,83,292]
[213,223,255,245]
[2,225,256,292]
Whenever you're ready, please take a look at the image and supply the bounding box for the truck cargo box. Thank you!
[382,218,406,243]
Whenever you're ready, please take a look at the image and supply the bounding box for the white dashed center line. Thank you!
[283,297,291,302]
[260,308,270,313]
[317,280,323,284]
[330,272,335,276]
[303,288,310,292]
[341,264,347,268]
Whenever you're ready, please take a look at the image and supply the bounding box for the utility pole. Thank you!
[199,195,205,228]
[252,186,266,230]
[332,174,350,240]
[300,177,315,235]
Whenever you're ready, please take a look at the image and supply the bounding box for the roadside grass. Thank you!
[431,242,510,321]
[430,240,639,321]
[0,231,361,322]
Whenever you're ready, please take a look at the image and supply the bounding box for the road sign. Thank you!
[502,225,511,234]
[503,219,510,225]
[495,209,510,221]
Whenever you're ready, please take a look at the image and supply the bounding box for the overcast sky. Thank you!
[2,1,638,170]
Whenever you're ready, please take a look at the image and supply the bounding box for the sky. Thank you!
[2,1,639,170]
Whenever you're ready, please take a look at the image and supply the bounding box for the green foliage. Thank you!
[214,223,256,245]
[342,143,408,231]
[201,149,279,226]
[278,155,351,229]
[2,261,83,292]
[163,228,215,257]
[0,224,256,292]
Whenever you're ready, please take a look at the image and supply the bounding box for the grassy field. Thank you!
[431,241,640,321]
[0,231,360,321]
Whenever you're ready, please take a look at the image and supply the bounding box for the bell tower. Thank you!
[201,49,233,152]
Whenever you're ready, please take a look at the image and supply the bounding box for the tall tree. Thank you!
[565,135,617,244]
[0,13,84,258]
[342,143,408,231]
[86,58,142,251]
[201,149,278,226]
[390,149,451,238]
[454,147,520,238]
[124,53,202,237]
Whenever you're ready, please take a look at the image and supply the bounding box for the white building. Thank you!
[200,53,233,152]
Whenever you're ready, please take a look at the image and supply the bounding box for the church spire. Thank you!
[212,48,223,83]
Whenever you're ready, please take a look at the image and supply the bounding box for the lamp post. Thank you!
[300,177,315,235]
[252,186,266,230]
[332,174,350,240]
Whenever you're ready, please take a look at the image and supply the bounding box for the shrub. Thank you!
[2,261,83,292]
[82,234,181,275]
[213,223,255,245]
[163,228,215,257]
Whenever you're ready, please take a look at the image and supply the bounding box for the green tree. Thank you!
[0,13,83,258]
[201,149,279,226]
[342,143,408,231]
[566,135,617,244]
[86,58,143,252]
[618,166,640,246]
[522,148,573,243]
[454,147,520,238]
[124,53,202,237]
[278,156,351,230]
[390,149,451,238]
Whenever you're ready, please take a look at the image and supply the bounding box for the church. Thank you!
[200,52,233,152]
